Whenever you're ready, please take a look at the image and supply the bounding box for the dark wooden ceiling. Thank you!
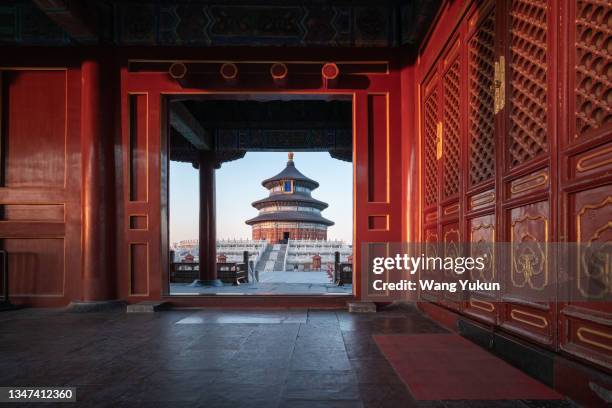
[170,99,353,166]
[1,0,442,48]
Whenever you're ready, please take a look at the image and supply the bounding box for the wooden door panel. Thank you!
[4,238,64,297]
[120,87,161,300]
[572,185,612,301]
[129,94,148,202]
[502,201,556,346]
[0,69,79,305]
[464,3,498,327]
[422,225,441,302]
[465,213,498,324]
[561,310,612,371]
[569,144,612,181]
[358,87,403,300]
[507,202,550,291]
[503,303,554,346]
[559,0,611,371]
[468,189,496,212]
[420,58,441,305]
[2,71,66,188]
[508,169,550,199]
[560,184,612,369]
[442,220,463,311]
[498,0,557,349]
[366,94,389,203]
[442,202,460,219]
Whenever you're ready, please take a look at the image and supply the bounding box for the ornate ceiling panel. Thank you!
[0,0,441,48]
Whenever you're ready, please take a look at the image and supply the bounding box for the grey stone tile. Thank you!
[281,399,364,408]
[198,383,283,408]
[0,306,570,408]
[284,370,360,400]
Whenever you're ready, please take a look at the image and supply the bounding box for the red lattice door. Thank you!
[499,0,558,348]
[421,70,442,303]
[559,0,612,370]
[463,1,500,324]
[440,37,464,312]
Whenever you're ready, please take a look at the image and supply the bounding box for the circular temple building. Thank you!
[246,153,334,243]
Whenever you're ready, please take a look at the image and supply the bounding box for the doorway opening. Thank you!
[167,94,354,296]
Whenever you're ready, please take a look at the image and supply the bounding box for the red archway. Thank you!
[119,57,405,306]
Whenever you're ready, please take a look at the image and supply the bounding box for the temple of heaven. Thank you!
[246,152,334,243]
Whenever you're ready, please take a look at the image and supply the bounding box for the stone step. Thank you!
[273,245,287,271]
[347,301,377,313]
[127,301,168,313]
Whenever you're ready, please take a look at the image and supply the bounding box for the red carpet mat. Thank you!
[374,334,563,400]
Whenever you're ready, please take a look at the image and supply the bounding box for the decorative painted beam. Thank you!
[169,102,212,150]
[220,63,238,83]
[169,62,187,80]
[322,63,340,88]
[270,63,288,86]
[32,0,98,43]
[214,128,351,152]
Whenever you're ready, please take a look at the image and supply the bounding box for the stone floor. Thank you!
[0,306,573,408]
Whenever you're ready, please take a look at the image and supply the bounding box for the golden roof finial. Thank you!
[288,152,294,162]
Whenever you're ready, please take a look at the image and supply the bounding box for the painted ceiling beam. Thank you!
[170,102,212,151]
[32,0,98,43]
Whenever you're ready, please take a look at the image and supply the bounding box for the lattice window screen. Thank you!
[443,59,461,198]
[508,0,549,167]
[574,0,611,138]
[468,6,496,186]
[424,90,438,207]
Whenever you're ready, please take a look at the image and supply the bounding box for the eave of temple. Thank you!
[245,211,334,226]
[251,193,329,210]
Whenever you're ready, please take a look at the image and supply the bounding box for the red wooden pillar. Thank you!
[81,59,116,301]
[194,151,221,286]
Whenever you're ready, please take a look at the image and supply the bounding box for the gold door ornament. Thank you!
[511,215,549,290]
[493,56,505,114]
[470,222,495,282]
[436,122,443,160]
[577,196,612,298]
[580,239,611,299]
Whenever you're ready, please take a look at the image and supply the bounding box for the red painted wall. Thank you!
[0,68,82,307]
[0,47,406,306]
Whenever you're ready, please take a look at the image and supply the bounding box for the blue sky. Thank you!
[169,152,353,244]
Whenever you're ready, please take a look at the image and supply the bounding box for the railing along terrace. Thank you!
[334,251,353,286]
[170,251,253,284]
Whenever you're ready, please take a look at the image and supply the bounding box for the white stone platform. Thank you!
[169,271,351,295]
[258,271,331,284]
